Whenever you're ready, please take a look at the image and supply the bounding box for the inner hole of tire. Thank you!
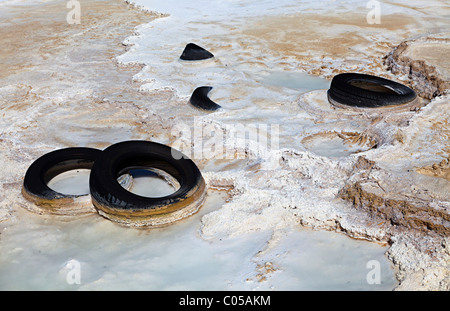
[348,79,398,94]
[47,169,91,196]
[45,159,94,196]
[117,167,181,198]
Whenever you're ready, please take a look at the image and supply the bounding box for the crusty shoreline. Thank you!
[0,0,448,290]
[385,34,450,99]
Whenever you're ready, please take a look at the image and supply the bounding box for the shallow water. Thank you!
[0,190,395,291]
[1,0,448,291]
[122,168,180,198]
[260,71,330,92]
[47,169,91,196]
[302,132,376,158]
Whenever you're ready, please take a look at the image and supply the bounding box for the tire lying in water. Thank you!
[22,147,101,215]
[189,86,222,111]
[89,140,207,227]
[180,43,214,61]
[327,73,417,108]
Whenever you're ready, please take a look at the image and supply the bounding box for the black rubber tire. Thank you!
[189,86,222,111]
[327,73,417,108]
[22,147,101,207]
[89,140,206,226]
[180,43,214,61]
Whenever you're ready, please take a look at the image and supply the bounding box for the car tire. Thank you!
[327,73,417,108]
[89,140,206,227]
[22,147,101,215]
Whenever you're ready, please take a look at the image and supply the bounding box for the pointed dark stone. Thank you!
[189,86,221,111]
[180,43,214,61]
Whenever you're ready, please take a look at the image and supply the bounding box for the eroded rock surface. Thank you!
[385,34,450,99]
[1,0,448,291]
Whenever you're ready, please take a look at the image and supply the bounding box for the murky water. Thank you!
[120,168,180,198]
[260,71,330,92]
[47,169,91,196]
[0,190,396,290]
[1,0,448,291]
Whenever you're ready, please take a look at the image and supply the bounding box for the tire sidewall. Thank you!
[329,73,416,108]
[89,140,205,212]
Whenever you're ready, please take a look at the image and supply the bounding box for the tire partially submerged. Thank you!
[89,140,207,227]
[180,43,214,61]
[327,73,417,109]
[189,86,222,111]
[22,147,101,215]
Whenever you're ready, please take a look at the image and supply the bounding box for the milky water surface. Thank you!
[0,190,396,290]
[6,0,448,290]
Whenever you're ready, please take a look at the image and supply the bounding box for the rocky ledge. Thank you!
[384,34,450,99]
[339,156,449,290]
